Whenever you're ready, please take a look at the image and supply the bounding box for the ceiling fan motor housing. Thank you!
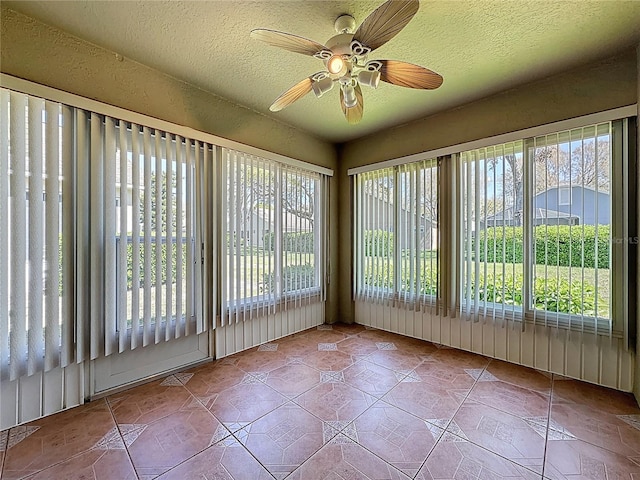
[334,14,356,34]
[325,33,355,56]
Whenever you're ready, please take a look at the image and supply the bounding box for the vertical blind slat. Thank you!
[44,101,61,371]
[0,90,10,380]
[27,97,44,376]
[165,133,174,341]
[75,109,89,363]
[9,92,28,379]
[194,141,204,333]
[131,124,141,350]
[175,136,184,338]
[142,126,152,347]
[185,139,194,334]
[89,113,103,359]
[61,105,74,367]
[104,117,117,356]
[118,120,128,353]
[154,131,162,344]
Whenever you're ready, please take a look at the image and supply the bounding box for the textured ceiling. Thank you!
[5,0,640,143]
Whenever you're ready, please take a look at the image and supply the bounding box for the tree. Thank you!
[227,164,317,247]
[281,173,315,228]
[139,170,184,236]
[486,137,611,227]
[486,154,523,225]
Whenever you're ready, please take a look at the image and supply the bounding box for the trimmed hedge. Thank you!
[364,230,394,257]
[125,240,189,290]
[262,264,316,293]
[59,236,188,295]
[263,232,314,253]
[476,226,610,269]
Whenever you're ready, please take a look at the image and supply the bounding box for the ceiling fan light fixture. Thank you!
[312,76,334,98]
[327,55,347,76]
[358,70,380,88]
[342,84,358,108]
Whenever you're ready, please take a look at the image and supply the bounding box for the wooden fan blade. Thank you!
[269,76,315,112]
[379,60,443,89]
[251,29,329,57]
[340,84,364,125]
[352,0,419,52]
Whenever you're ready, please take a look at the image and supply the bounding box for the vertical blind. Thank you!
[0,81,334,430]
[459,141,524,326]
[221,148,328,325]
[0,89,75,381]
[354,168,395,304]
[459,125,620,335]
[528,123,614,335]
[353,160,439,311]
[353,119,630,342]
[87,114,207,358]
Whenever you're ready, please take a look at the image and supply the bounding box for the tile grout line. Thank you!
[1,402,122,480]
[110,379,222,480]
[105,395,143,480]
[420,423,545,479]
[408,356,489,479]
[446,367,554,429]
[541,374,555,479]
[226,426,278,479]
[177,331,371,478]
[223,330,409,479]
[303,339,480,480]
[139,391,237,480]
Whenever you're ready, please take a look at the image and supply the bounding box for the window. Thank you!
[0,89,75,379]
[528,123,613,325]
[460,142,523,319]
[91,114,205,355]
[354,160,439,306]
[222,148,327,322]
[558,186,572,206]
[112,124,203,345]
[459,121,628,333]
[355,167,395,300]
[353,116,633,336]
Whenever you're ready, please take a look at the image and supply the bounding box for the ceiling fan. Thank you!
[250,0,443,125]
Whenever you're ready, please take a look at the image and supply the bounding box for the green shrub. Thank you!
[363,264,438,296]
[363,264,607,317]
[261,264,316,293]
[476,225,610,268]
[363,262,394,289]
[125,239,189,290]
[263,232,315,253]
[472,273,607,317]
[364,230,394,257]
[474,227,524,265]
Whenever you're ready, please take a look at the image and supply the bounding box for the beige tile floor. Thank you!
[2,322,640,479]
